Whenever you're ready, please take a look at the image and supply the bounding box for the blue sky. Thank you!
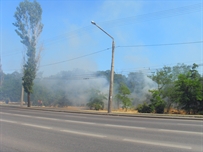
[1,0,203,76]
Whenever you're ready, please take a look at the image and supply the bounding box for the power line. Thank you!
[36,63,203,80]
[39,40,203,67]
[98,3,202,28]
[3,39,203,58]
[117,41,203,48]
[117,63,203,74]
[116,60,203,71]
[3,40,203,71]
[40,47,112,67]
[40,3,202,48]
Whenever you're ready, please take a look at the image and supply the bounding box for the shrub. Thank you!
[154,100,166,114]
[136,102,154,113]
[86,99,104,111]
[87,89,106,111]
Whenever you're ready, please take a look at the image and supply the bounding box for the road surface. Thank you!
[0,106,202,152]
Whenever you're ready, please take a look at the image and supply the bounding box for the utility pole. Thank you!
[108,40,115,113]
[91,21,115,113]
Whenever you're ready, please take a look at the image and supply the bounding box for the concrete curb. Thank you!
[1,104,203,120]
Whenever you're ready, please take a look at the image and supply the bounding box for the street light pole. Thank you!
[91,21,115,113]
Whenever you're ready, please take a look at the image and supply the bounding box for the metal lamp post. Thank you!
[91,21,115,113]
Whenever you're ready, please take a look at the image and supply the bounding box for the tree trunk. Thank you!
[166,102,172,114]
[27,92,31,107]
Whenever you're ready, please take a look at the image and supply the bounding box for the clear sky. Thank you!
[1,0,203,76]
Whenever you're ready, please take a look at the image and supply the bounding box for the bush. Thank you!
[86,98,104,111]
[136,102,154,113]
[87,90,106,111]
[53,96,72,107]
[154,100,166,114]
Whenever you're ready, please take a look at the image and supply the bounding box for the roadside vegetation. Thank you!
[0,63,202,114]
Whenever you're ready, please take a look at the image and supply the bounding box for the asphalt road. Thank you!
[0,106,202,152]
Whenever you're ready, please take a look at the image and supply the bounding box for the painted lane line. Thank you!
[0,119,17,124]
[35,117,58,121]
[13,114,32,118]
[60,130,106,138]
[64,115,87,119]
[177,123,203,127]
[64,120,95,125]
[4,111,202,134]
[104,124,146,130]
[0,112,32,118]
[159,129,203,135]
[21,123,52,129]
[0,112,95,125]
[123,139,192,150]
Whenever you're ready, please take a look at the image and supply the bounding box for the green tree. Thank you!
[13,0,43,107]
[150,64,191,113]
[0,72,23,102]
[136,102,154,113]
[175,64,203,114]
[149,90,166,113]
[116,83,132,111]
[86,89,107,110]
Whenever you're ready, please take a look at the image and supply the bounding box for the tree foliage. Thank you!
[86,89,107,110]
[136,102,154,113]
[174,64,203,114]
[150,64,191,113]
[13,0,43,107]
[149,90,166,113]
[0,72,22,102]
[116,83,132,111]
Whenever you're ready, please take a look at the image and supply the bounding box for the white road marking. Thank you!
[0,112,93,124]
[60,130,106,138]
[104,124,146,129]
[64,115,87,119]
[159,129,203,135]
[64,120,95,125]
[177,123,203,127]
[21,123,52,129]
[35,117,58,121]
[0,119,17,123]
[123,139,192,150]
[0,112,32,118]
[1,112,202,136]
[13,114,32,118]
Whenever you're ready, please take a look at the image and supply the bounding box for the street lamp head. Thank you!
[91,21,96,25]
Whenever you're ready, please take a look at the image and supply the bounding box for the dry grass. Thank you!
[36,105,187,114]
[112,108,138,114]
[168,108,186,114]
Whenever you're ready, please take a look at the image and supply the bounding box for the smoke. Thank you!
[126,71,157,106]
[34,69,157,108]
[35,69,109,106]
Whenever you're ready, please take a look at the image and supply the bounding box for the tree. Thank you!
[13,0,43,107]
[150,64,191,113]
[0,72,23,102]
[86,89,107,110]
[175,64,203,114]
[149,90,166,113]
[116,83,132,111]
